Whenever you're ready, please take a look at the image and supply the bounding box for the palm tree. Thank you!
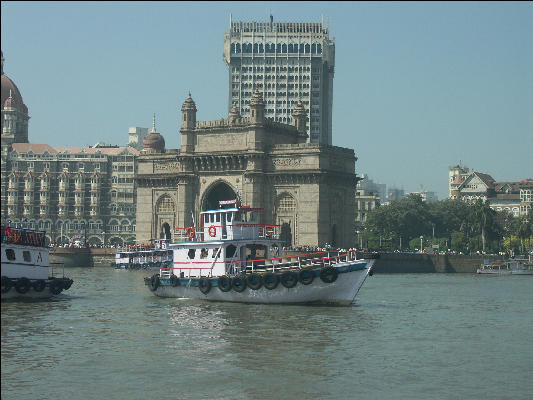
[472,199,493,252]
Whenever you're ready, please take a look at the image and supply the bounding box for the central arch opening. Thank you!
[202,181,237,211]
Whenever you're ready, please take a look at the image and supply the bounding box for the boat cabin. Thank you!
[168,201,281,278]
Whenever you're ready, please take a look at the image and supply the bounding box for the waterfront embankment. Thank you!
[51,247,505,273]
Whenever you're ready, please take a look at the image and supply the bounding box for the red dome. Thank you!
[1,73,26,111]
[142,131,165,152]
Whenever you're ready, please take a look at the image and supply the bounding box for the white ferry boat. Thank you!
[477,257,533,275]
[144,201,375,305]
[1,226,73,300]
[114,239,173,270]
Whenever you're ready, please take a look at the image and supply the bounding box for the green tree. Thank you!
[470,199,496,252]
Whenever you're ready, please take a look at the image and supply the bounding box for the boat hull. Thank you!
[476,269,512,275]
[145,260,374,306]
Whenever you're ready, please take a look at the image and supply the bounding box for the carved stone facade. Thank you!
[136,91,359,249]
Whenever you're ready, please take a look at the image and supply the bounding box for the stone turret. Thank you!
[180,93,197,153]
[249,89,265,125]
[292,100,307,134]
[181,93,197,130]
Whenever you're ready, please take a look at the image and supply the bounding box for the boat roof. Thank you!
[201,206,264,214]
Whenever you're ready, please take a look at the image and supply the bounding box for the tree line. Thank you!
[359,194,533,255]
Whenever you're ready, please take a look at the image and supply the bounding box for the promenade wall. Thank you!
[50,247,504,273]
[50,248,115,268]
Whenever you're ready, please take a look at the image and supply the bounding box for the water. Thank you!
[2,268,532,400]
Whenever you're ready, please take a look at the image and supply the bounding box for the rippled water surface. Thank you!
[2,267,533,400]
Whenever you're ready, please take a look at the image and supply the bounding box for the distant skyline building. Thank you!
[223,15,335,145]
[358,173,387,203]
[128,127,148,151]
[387,187,405,202]
[407,190,438,203]
[448,165,532,217]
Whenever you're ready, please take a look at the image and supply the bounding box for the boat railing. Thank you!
[160,250,360,278]
[50,262,66,278]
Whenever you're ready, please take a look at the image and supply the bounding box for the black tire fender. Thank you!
[298,269,315,285]
[33,279,46,292]
[246,273,263,290]
[263,273,279,290]
[232,276,247,293]
[280,271,298,288]
[1,276,13,294]
[319,266,338,283]
[198,277,211,294]
[217,275,232,292]
[15,277,32,294]
[50,279,64,295]
[149,274,160,292]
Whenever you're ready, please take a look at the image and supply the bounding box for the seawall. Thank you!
[50,248,115,267]
[284,250,504,273]
[372,253,504,273]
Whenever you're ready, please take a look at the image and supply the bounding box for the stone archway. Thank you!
[202,181,237,211]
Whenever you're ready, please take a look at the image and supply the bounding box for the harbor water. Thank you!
[2,267,532,400]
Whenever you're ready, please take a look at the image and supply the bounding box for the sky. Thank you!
[2,1,532,200]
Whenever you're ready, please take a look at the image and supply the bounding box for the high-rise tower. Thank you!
[223,15,335,145]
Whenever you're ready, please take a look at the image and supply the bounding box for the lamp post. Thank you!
[420,236,424,253]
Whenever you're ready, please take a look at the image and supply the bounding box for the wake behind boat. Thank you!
[1,226,73,300]
[144,200,375,305]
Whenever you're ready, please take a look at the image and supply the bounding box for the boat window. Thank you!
[216,213,221,223]
[188,249,196,259]
[204,214,209,224]
[210,214,215,223]
[6,248,16,261]
[226,244,237,258]
[227,213,232,223]
[23,250,32,262]
[200,248,208,259]
[212,248,219,258]
[235,212,242,222]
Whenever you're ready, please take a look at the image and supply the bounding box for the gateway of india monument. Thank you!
[136,91,359,249]
[136,17,360,249]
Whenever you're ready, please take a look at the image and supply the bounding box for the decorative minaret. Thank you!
[249,89,265,125]
[292,100,308,134]
[2,90,17,138]
[181,93,197,130]
[142,113,165,154]
[180,93,197,152]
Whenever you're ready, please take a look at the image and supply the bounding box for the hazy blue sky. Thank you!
[2,1,532,200]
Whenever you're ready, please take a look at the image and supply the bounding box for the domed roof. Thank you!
[142,114,165,152]
[181,93,197,111]
[1,52,27,112]
[292,100,306,116]
[249,89,264,106]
